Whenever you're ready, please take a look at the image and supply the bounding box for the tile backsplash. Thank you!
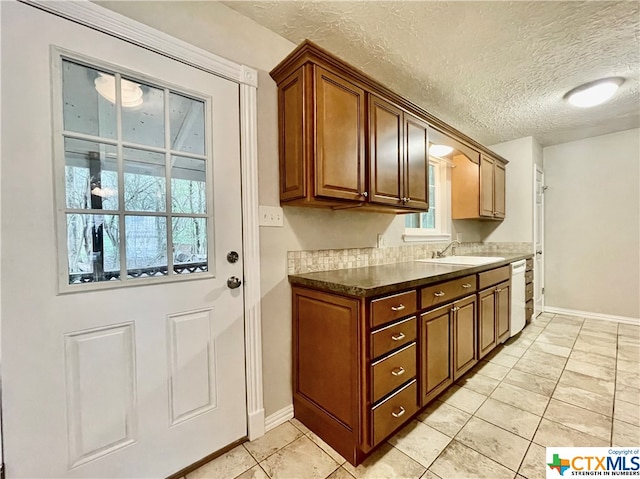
[287,242,532,274]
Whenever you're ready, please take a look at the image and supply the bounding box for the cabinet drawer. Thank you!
[371,343,416,403]
[525,282,534,302]
[526,258,533,271]
[420,275,476,309]
[372,380,418,446]
[525,270,533,283]
[371,290,417,327]
[526,299,534,319]
[371,316,417,359]
[478,265,510,289]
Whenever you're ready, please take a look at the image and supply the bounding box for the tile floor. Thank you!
[185,313,640,479]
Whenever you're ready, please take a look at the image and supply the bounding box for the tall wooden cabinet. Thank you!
[271,40,508,214]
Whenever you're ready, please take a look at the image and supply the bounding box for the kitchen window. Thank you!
[403,158,451,241]
[56,56,213,290]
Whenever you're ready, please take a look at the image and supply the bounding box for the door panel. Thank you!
[494,161,506,218]
[404,113,429,209]
[1,3,246,477]
[480,155,495,217]
[279,69,306,200]
[496,281,511,344]
[315,67,365,200]
[535,167,545,313]
[420,306,452,405]
[452,296,477,380]
[369,95,403,205]
[478,288,496,359]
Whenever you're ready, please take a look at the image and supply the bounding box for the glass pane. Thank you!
[124,147,166,212]
[405,214,419,228]
[67,214,119,284]
[62,60,116,139]
[125,216,167,277]
[429,182,436,207]
[171,156,206,214]
[64,138,118,210]
[172,218,208,274]
[122,81,165,148]
[422,210,435,229]
[428,164,436,187]
[170,93,205,155]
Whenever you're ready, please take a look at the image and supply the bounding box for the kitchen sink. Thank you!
[416,256,506,266]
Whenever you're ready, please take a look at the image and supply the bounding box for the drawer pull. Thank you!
[496,288,502,293]
[462,283,472,288]
[391,332,406,341]
[391,367,405,377]
[433,291,446,297]
[390,304,406,311]
[391,406,406,418]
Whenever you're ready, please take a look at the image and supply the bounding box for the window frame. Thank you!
[52,49,216,293]
[403,157,452,242]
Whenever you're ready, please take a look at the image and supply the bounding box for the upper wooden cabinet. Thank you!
[271,40,508,214]
[369,95,429,209]
[452,151,507,221]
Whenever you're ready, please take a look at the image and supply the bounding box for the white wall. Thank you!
[483,136,538,243]
[543,129,640,319]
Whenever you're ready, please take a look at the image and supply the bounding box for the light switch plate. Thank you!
[259,205,284,227]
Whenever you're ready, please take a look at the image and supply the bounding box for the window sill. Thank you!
[402,233,452,243]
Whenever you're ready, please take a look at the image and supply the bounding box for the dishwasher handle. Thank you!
[511,259,527,274]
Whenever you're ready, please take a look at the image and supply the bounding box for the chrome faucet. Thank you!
[435,240,460,258]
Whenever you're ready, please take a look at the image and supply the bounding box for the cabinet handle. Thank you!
[391,332,406,341]
[360,191,368,198]
[391,406,406,418]
[462,283,472,288]
[451,306,459,312]
[496,288,502,293]
[434,291,446,297]
[391,367,405,377]
[391,304,406,311]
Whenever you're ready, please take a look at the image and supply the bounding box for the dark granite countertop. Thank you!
[288,252,533,298]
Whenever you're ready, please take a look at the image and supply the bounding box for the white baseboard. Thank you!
[247,408,265,441]
[544,306,640,325]
[264,404,294,432]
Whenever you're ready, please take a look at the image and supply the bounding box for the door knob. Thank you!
[227,276,242,289]
[536,250,542,255]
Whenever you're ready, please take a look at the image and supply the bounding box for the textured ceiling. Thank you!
[225,1,640,146]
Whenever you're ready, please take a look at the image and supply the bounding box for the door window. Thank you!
[59,58,212,287]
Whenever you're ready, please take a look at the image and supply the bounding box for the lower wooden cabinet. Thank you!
[478,280,511,359]
[421,294,477,405]
[290,261,517,466]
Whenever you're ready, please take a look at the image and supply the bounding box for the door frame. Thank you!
[533,164,545,314]
[12,0,265,441]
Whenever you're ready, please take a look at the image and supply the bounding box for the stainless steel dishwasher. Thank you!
[510,260,527,336]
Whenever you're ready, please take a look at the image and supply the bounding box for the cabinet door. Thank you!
[369,95,403,205]
[494,161,506,218]
[452,295,477,380]
[279,69,306,201]
[496,281,511,344]
[479,155,495,217]
[404,113,429,209]
[420,306,453,405]
[314,67,366,201]
[478,288,497,359]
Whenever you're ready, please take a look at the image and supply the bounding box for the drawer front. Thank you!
[525,270,534,283]
[525,282,534,301]
[371,290,417,328]
[371,316,417,359]
[372,380,418,445]
[526,258,533,271]
[371,343,416,403]
[526,299,534,319]
[478,265,510,290]
[420,275,477,309]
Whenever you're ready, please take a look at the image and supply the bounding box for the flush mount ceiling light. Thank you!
[565,77,624,108]
[429,144,454,157]
[94,73,144,108]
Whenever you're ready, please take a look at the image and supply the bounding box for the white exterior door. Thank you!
[1,2,247,477]
[534,166,545,314]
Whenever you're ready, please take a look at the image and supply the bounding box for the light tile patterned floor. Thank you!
[185,314,640,479]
